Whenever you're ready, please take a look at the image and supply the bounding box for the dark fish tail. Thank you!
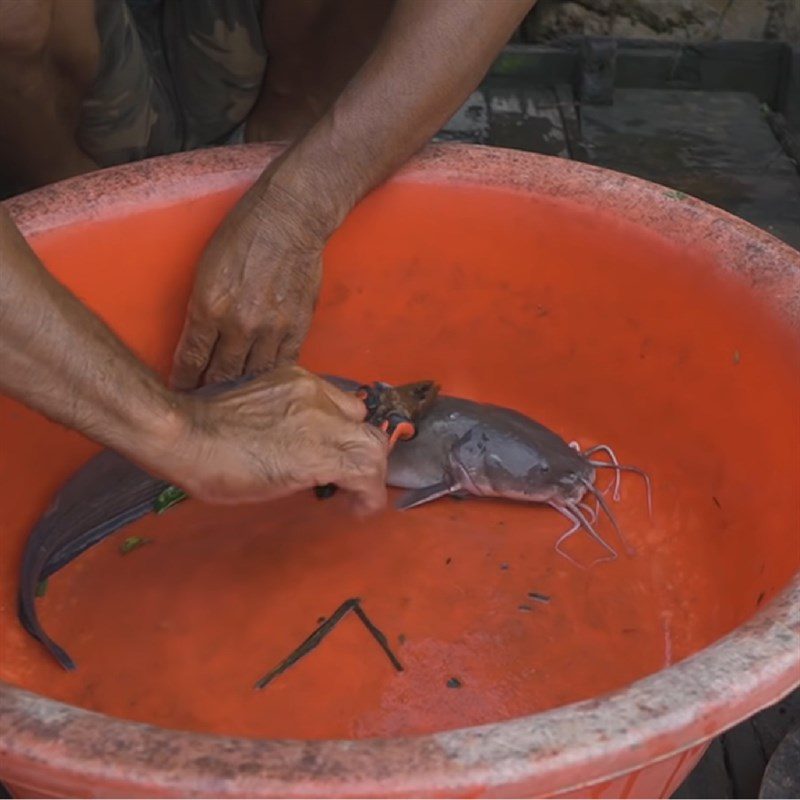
[18,450,170,669]
[17,375,370,669]
[18,585,76,670]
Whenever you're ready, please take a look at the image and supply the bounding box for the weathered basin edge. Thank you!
[1,143,798,799]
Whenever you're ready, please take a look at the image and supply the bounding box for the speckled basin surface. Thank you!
[0,144,798,798]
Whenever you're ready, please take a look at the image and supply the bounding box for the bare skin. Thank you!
[0,0,99,192]
[0,207,388,513]
[0,0,531,504]
[245,0,396,143]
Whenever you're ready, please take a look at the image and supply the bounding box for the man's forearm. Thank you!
[251,0,532,232]
[0,207,182,464]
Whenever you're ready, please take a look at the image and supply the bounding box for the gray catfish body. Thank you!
[390,397,594,507]
[19,376,592,670]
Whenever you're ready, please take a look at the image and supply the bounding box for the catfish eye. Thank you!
[540,464,550,473]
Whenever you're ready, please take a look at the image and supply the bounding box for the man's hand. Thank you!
[171,185,325,390]
[169,367,388,514]
[1,207,387,515]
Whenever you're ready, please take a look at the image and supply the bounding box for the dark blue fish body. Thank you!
[19,375,609,670]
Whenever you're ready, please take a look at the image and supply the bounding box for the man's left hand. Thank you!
[170,187,324,390]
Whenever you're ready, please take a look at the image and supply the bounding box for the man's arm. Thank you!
[171,0,533,389]
[281,0,533,225]
[0,207,387,512]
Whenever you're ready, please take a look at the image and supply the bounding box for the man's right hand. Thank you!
[164,367,389,515]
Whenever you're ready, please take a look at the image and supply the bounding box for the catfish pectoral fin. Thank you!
[396,481,460,510]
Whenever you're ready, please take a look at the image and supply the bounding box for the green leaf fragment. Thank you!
[120,535,150,555]
[492,52,531,76]
[665,189,689,201]
[154,485,188,514]
[36,579,48,598]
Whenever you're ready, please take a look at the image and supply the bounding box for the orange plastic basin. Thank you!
[0,144,798,798]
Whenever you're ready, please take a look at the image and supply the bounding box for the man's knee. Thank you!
[0,0,54,58]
